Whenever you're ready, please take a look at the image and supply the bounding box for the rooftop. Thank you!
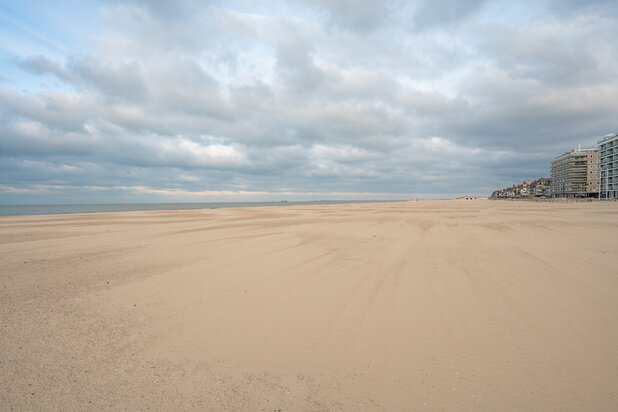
[598,132,618,144]
[553,146,597,162]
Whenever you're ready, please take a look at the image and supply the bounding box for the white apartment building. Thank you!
[598,132,618,199]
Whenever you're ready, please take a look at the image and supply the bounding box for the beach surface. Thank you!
[1,200,617,410]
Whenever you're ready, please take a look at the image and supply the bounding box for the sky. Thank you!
[1,0,617,203]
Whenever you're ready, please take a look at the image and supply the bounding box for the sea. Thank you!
[0,200,392,217]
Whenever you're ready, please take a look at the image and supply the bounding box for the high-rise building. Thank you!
[550,147,598,198]
[598,133,618,199]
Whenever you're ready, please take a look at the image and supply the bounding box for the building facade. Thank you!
[551,147,598,198]
[598,132,618,199]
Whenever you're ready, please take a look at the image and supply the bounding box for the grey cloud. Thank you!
[0,119,250,172]
[302,0,487,33]
[100,0,218,55]
[18,55,149,102]
[150,60,232,120]
[411,0,487,32]
[68,57,149,102]
[229,81,274,114]
[0,88,97,133]
[548,0,618,16]
[18,55,73,83]
[302,0,397,33]
[0,121,96,157]
[478,18,618,87]
[104,0,196,20]
[275,31,326,93]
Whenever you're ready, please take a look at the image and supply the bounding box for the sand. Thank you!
[1,200,617,410]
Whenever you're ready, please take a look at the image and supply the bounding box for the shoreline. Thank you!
[0,199,407,218]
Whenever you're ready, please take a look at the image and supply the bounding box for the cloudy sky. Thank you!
[1,0,617,203]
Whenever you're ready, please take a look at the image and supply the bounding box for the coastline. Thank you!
[0,199,403,217]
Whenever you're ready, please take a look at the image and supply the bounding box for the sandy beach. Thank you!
[1,200,617,410]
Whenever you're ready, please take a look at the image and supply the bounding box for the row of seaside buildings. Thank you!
[490,178,551,199]
[551,132,617,199]
[491,132,618,199]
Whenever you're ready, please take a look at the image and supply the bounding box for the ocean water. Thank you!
[0,200,387,217]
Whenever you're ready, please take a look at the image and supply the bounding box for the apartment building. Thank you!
[598,132,618,199]
[550,147,598,198]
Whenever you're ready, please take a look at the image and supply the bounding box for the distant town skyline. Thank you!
[1,0,618,203]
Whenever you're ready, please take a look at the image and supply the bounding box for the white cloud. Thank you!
[158,139,248,167]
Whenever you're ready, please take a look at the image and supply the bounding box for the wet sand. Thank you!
[1,200,617,410]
